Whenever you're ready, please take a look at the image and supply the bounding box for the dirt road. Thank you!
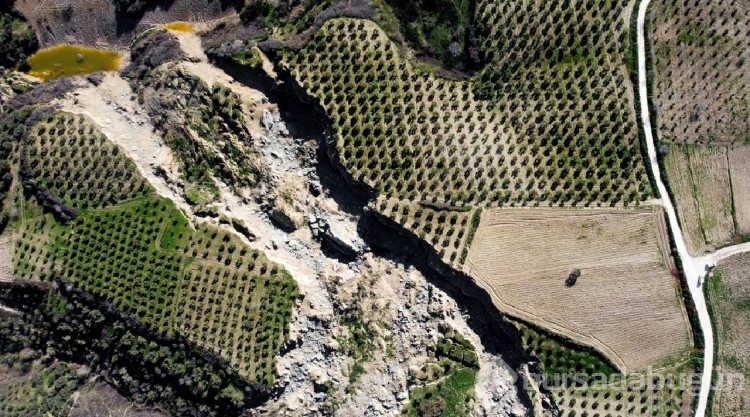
[637,2,750,415]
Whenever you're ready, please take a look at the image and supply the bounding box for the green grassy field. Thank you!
[9,111,296,386]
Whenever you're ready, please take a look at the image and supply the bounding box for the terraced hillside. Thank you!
[649,0,750,254]
[8,111,297,388]
[282,13,651,267]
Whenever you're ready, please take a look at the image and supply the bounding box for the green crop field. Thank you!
[285,18,649,208]
[8,111,296,386]
[25,112,149,207]
[282,12,651,266]
[517,322,693,417]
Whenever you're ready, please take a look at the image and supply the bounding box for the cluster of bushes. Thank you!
[0,1,38,70]
[436,336,479,368]
[124,30,264,202]
[123,28,184,80]
[0,281,266,417]
[404,327,479,416]
[113,0,161,17]
[517,322,616,383]
[240,0,282,26]
[384,0,480,70]
[0,359,85,417]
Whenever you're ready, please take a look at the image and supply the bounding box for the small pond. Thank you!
[28,45,120,81]
[164,22,194,32]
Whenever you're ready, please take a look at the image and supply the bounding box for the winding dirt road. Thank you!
[637,2,750,415]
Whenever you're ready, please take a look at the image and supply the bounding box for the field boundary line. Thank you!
[466,259,628,372]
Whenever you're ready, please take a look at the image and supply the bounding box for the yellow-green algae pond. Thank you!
[164,21,194,32]
[27,45,120,81]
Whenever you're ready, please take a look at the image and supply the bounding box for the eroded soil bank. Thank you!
[208,52,539,413]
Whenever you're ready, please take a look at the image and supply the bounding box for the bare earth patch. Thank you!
[729,146,750,236]
[465,207,690,371]
[0,233,13,282]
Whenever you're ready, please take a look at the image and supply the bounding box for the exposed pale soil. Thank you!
[0,233,13,283]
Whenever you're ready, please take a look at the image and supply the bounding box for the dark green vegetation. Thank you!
[0,105,297,414]
[125,29,264,208]
[403,328,479,417]
[517,322,616,382]
[239,0,279,25]
[383,0,478,69]
[0,358,84,417]
[0,282,265,417]
[517,322,692,417]
[0,1,38,70]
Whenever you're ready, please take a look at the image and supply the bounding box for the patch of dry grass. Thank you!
[664,144,735,255]
[465,207,690,371]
